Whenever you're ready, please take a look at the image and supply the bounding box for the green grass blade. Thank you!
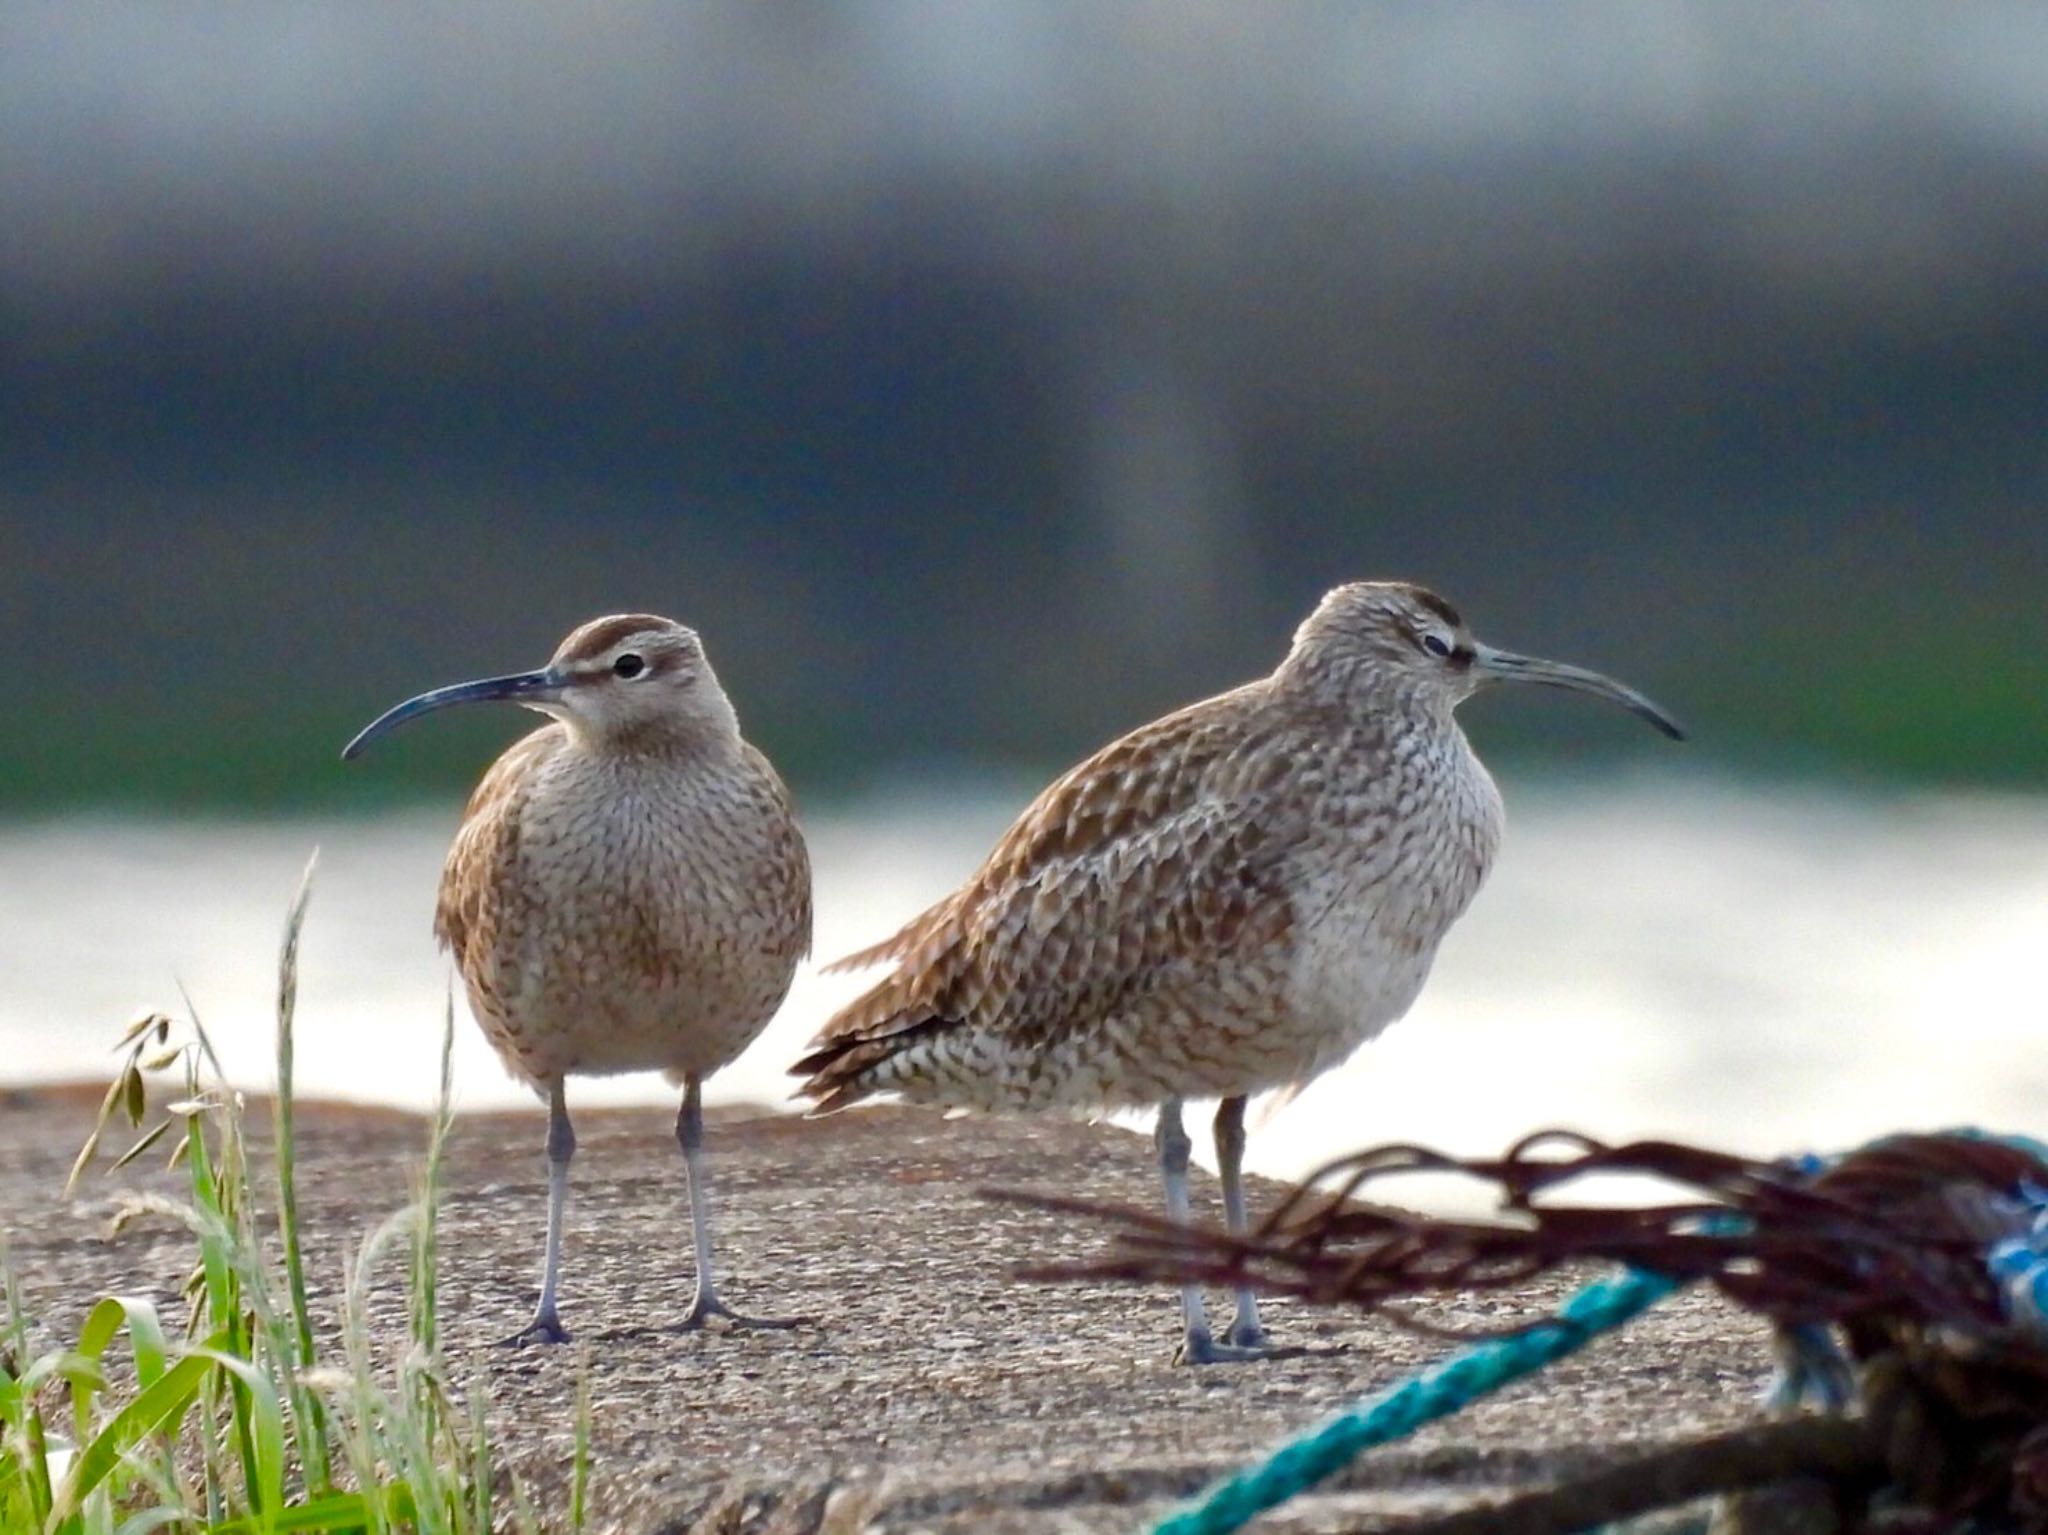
[75,1298,170,1389]
[467,1375,491,1535]
[187,1350,286,1528]
[16,1353,103,1401]
[48,1351,213,1526]
[3,1252,55,1531]
[409,995,457,1421]
[69,1295,168,1457]
[571,1372,590,1534]
[23,1407,56,1533]
[209,1484,415,1533]
[272,851,332,1496]
[112,1508,196,1535]
[165,1005,264,1515]
[264,1489,381,1532]
[173,1069,234,1339]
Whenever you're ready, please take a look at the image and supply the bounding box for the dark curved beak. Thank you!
[341,668,562,760]
[1472,646,1687,741]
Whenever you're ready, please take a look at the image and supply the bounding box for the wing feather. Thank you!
[432,725,565,987]
[794,682,1305,1101]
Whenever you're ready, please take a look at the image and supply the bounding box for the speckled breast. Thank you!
[447,742,809,1086]
[1279,727,1504,1082]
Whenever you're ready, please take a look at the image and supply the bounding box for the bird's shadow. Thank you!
[586,1315,821,1346]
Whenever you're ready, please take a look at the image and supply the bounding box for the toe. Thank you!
[497,1318,572,1348]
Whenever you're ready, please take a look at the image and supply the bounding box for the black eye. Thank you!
[1421,634,1452,658]
[611,653,646,679]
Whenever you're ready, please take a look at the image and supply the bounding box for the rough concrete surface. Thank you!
[1,1087,1778,1531]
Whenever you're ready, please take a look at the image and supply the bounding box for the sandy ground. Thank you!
[0,1086,1779,1532]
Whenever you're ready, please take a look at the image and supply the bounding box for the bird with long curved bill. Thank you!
[346,614,811,1345]
[793,580,1682,1364]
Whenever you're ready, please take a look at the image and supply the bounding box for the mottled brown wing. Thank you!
[431,725,564,993]
[821,685,1269,980]
[951,796,1299,1039]
[796,684,1305,1098]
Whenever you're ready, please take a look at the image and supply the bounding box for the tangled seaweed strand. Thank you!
[1000,1129,2048,1532]
[1018,1130,2047,1339]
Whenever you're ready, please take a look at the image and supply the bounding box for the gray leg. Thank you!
[501,1079,575,1346]
[1214,1095,1270,1350]
[1155,1099,1217,1359]
[674,1076,802,1331]
[1155,1099,1279,1365]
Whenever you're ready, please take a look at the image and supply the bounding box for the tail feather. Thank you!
[804,896,970,1106]
[819,921,936,976]
[819,894,962,976]
[789,1015,960,1114]
[818,933,912,976]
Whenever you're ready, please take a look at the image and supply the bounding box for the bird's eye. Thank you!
[1420,634,1452,658]
[611,653,647,679]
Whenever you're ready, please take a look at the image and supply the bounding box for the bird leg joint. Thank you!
[1155,1101,1193,1177]
[675,1077,704,1155]
[1214,1096,1248,1167]
[546,1104,576,1165]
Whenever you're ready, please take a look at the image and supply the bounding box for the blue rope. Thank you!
[1969,1131,2048,1333]
[1151,1264,1685,1535]
[1806,1130,2048,1340]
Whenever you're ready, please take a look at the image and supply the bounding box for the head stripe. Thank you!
[1409,588,1463,628]
[554,613,680,665]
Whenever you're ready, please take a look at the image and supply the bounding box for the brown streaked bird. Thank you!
[345,614,811,1345]
[793,580,1682,1363]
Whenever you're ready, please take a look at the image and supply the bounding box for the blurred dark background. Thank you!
[6,4,2045,808]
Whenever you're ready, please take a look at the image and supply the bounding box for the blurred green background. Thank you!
[6,5,2045,810]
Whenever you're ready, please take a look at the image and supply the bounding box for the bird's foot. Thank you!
[497,1312,572,1348]
[673,1291,809,1333]
[1176,1326,1306,1366]
[1225,1316,1273,1351]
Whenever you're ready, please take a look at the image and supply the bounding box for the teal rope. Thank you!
[1151,1265,1686,1535]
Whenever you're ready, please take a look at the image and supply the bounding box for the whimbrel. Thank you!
[793,581,1682,1363]
[345,614,811,1344]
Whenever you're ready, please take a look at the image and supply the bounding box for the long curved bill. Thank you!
[1472,646,1686,741]
[341,669,562,760]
